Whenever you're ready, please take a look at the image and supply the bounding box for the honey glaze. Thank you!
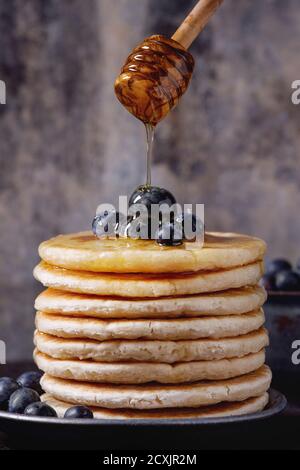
[145,123,154,186]
[114,35,194,126]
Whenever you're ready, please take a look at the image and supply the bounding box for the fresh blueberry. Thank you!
[261,273,277,291]
[176,212,204,241]
[0,377,20,410]
[92,211,120,238]
[266,259,292,276]
[17,371,43,395]
[64,405,94,419]
[8,387,40,414]
[129,185,176,213]
[155,222,183,247]
[275,270,300,291]
[24,402,57,418]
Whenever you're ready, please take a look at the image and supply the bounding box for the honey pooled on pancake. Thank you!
[114,35,195,126]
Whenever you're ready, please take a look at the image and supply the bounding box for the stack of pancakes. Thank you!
[33,231,272,419]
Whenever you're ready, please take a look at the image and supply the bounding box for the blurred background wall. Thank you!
[0,0,299,360]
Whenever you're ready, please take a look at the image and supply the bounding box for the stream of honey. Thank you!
[145,123,154,186]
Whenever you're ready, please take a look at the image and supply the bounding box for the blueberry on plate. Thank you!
[0,377,20,410]
[155,222,183,247]
[129,185,176,213]
[275,270,300,292]
[64,405,94,419]
[8,387,41,414]
[92,211,120,238]
[261,273,277,291]
[266,258,292,276]
[17,371,43,395]
[24,402,57,418]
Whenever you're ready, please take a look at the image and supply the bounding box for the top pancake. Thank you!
[38,231,266,274]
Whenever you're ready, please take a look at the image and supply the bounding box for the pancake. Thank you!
[34,349,266,384]
[35,286,267,319]
[34,260,263,298]
[34,329,269,363]
[38,231,266,273]
[35,309,265,341]
[41,393,269,419]
[40,365,272,408]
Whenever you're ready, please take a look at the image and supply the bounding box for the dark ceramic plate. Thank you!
[0,389,287,450]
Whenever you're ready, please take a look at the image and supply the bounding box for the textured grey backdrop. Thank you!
[0,0,299,360]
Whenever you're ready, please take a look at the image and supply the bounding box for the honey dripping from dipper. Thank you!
[95,1,223,242]
[114,35,194,186]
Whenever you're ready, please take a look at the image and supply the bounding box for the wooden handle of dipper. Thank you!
[172,0,224,49]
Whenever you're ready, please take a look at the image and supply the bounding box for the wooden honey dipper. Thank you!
[115,0,224,126]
